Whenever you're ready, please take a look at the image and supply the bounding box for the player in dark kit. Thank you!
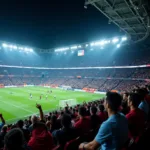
[40,95,42,100]
[30,93,32,99]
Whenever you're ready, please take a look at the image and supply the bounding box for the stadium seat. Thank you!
[64,137,81,150]
[52,145,61,150]
[80,130,96,142]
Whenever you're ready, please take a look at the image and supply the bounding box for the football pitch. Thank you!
[0,87,105,123]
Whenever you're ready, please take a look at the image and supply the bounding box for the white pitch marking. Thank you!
[0,100,34,114]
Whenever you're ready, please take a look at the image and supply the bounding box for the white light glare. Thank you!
[122,37,127,41]
[117,44,121,48]
[71,51,74,53]
[112,38,119,43]
[91,40,110,46]
[71,46,77,49]
[13,45,18,49]
[25,48,32,52]
[55,47,69,52]
[9,45,13,49]
[2,43,8,47]
[29,48,33,52]
[78,45,81,48]
[85,44,88,47]
[19,47,24,50]
[90,43,95,46]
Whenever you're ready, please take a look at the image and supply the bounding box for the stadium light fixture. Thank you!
[122,37,127,41]
[112,38,119,43]
[55,47,69,52]
[71,46,77,49]
[117,44,121,48]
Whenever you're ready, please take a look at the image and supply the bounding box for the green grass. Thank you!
[0,87,105,123]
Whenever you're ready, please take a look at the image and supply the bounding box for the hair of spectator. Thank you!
[128,93,141,108]
[136,88,147,100]
[91,106,97,115]
[124,92,129,97]
[17,120,24,128]
[31,115,38,124]
[51,115,57,124]
[79,106,87,117]
[47,116,51,121]
[4,128,24,150]
[99,104,105,112]
[106,92,122,112]
[2,125,8,132]
[33,122,47,130]
[61,113,71,128]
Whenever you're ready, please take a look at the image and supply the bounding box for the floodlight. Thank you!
[112,38,119,43]
[71,46,77,49]
[117,44,121,48]
[2,43,8,47]
[122,37,127,41]
[85,44,88,47]
[78,45,81,48]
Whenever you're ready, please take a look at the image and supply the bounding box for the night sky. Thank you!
[0,0,120,49]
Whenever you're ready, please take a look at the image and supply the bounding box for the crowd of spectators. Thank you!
[1,85,150,150]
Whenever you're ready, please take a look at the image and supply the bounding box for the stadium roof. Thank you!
[85,0,150,43]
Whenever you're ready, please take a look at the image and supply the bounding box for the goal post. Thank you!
[59,99,77,107]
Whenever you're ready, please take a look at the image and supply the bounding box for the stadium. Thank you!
[0,0,150,150]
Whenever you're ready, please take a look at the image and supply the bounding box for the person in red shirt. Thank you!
[98,104,108,124]
[74,106,91,135]
[28,122,54,150]
[126,93,145,139]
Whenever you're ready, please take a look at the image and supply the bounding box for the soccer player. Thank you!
[54,95,56,99]
[40,95,42,100]
[46,95,48,100]
[30,93,32,99]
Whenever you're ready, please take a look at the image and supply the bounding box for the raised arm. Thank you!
[0,113,5,125]
[36,104,44,121]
